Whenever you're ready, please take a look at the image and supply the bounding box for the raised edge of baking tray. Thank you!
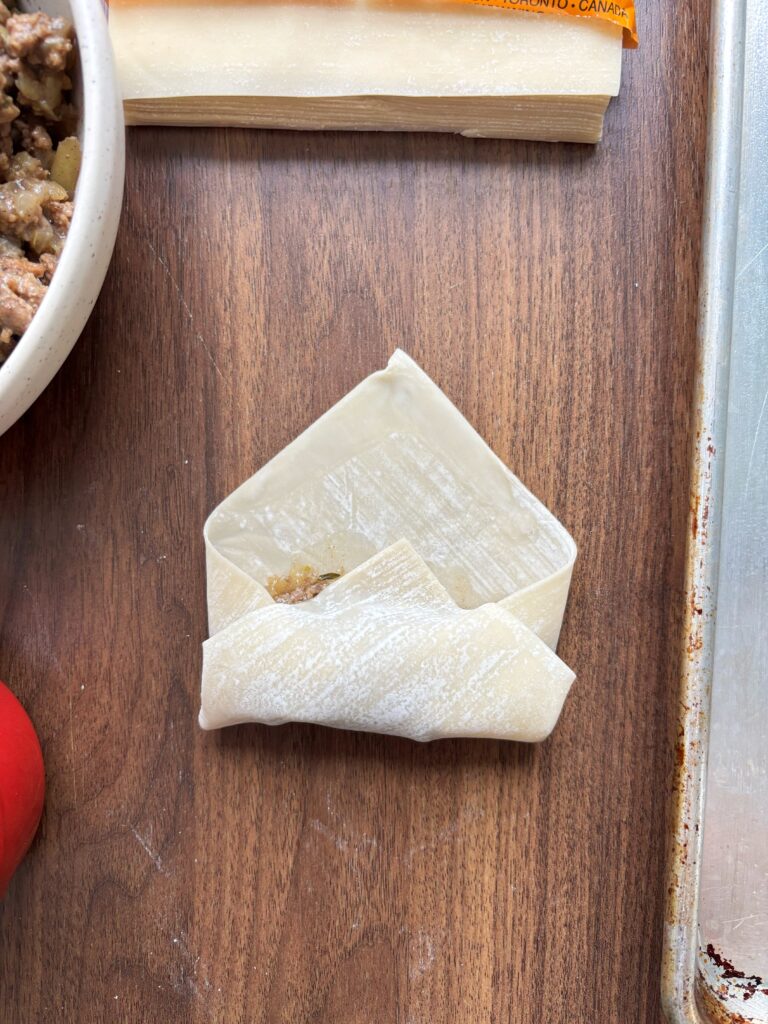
[662,0,768,1021]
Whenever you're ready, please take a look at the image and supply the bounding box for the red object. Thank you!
[0,681,45,897]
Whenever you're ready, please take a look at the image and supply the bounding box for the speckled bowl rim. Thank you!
[0,0,125,437]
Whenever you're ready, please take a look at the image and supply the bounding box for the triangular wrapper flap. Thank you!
[201,351,577,742]
[205,350,576,647]
[499,564,574,652]
[201,540,575,742]
[205,543,272,635]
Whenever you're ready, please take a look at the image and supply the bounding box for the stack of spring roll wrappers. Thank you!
[109,0,628,142]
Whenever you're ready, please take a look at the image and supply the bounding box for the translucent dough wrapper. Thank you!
[201,351,577,741]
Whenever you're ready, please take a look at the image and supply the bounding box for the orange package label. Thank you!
[461,0,638,47]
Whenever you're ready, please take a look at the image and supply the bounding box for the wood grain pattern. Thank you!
[0,4,709,1021]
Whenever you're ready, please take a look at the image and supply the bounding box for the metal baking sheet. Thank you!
[662,0,768,1022]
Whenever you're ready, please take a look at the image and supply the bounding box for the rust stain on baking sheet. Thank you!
[685,439,716,660]
[666,470,711,967]
[687,632,704,655]
[705,946,749,983]
[662,378,717,1012]
[686,574,705,653]
[691,440,715,544]
[697,982,754,1024]
[696,946,767,1023]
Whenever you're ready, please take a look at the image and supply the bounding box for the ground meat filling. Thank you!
[0,3,78,365]
[267,567,342,605]
[5,10,72,71]
[0,250,51,347]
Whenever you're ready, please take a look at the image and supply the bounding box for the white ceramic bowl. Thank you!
[0,0,125,437]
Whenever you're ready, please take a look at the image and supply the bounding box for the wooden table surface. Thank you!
[0,7,709,1022]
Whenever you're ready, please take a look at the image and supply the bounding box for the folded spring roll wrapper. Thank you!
[201,350,577,741]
